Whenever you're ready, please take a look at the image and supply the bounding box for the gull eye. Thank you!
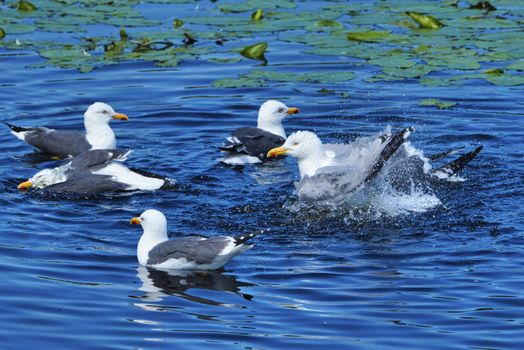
[277,108,285,113]
[102,110,109,114]
[293,142,299,146]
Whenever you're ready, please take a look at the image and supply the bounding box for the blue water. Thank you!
[1,3,524,350]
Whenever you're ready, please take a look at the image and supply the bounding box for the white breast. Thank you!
[93,163,164,190]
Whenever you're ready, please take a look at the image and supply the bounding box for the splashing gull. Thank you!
[267,128,482,205]
[3,102,128,158]
[219,100,299,165]
[130,209,259,270]
[17,149,170,194]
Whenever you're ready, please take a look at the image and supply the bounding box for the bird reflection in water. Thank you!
[133,265,254,309]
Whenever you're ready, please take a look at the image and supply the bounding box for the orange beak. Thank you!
[130,217,141,225]
[113,113,129,121]
[17,180,33,191]
[287,107,300,115]
[267,146,288,158]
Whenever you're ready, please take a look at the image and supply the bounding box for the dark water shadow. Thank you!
[134,266,254,307]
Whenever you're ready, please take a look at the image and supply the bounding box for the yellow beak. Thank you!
[130,217,141,225]
[287,107,300,115]
[267,146,288,158]
[17,180,33,191]
[112,113,129,121]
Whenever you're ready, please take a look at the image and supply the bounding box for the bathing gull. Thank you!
[219,100,299,165]
[17,149,170,194]
[267,129,482,204]
[3,102,128,158]
[130,209,259,270]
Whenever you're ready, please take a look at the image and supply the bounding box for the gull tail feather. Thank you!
[234,229,267,246]
[2,121,31,133]
[431,145,483,177]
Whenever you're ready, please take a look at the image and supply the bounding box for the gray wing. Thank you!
[148,236,231,265]
[296,128,413,203]
[69,149,130,171]
[19,127,90,157]
[44,172,129,194]
[220,127,285,160]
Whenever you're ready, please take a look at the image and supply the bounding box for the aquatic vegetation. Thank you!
[419,98,457,109]
[0,0,522,87]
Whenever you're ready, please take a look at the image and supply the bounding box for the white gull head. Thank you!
[257,100,299,138]
[84,102,128,150]
[270,130,333,178]
[132,209,169,266]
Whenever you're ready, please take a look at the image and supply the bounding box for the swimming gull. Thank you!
[267,129,482,205]
[130,209,259,270]
[3,102,128,158]
[17,149,170,194]
[219,100,299,165]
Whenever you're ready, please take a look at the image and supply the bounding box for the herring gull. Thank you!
[219,100,299,165]
[3,102,128,158]
[17,149,170,194]
[130,209,259,270]
[267,128,482,204]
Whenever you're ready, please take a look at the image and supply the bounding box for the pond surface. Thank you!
[1,1,523,349]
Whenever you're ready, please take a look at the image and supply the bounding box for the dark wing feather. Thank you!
[44,173,129,194]
[19,127,90,157]
[69,149,130,171]
[221,127,285,160]
[363,127,413,183]
[148,236,231,265]
[431,146,483,177]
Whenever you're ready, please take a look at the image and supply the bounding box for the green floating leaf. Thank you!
[251,9,263,21]
[347,30,391,42]
[240,41,268,61]
[484,68,503,76]
[405,11,443,29]
[173,19,184,28]
[485,73,524,86]
[506,61,524,71]
[314,19,343,29]
[213,77,265,88]
[0,28,5,39]
[17,0,37,11]
[119,27,128,41]
[420,98,457,109]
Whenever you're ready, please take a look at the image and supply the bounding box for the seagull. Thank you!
[130,209,259,270]
[219,100,299,165]
[3,102,129,158]
[267,129,413,180]
[267,129,482,204]
[17,149,170,194]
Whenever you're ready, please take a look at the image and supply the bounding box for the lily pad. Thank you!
[17,0,37,11]
[173,19,184,28]
[240,41,268,61]
[347,30,392,43]
[420,98,457,109]
[251,9,263,21]
[405,11,444,29]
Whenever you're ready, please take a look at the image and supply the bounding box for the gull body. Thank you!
[4,102,128,158]
[219,100,299,165]
[17,149,168,194]
[131,209,258,270]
